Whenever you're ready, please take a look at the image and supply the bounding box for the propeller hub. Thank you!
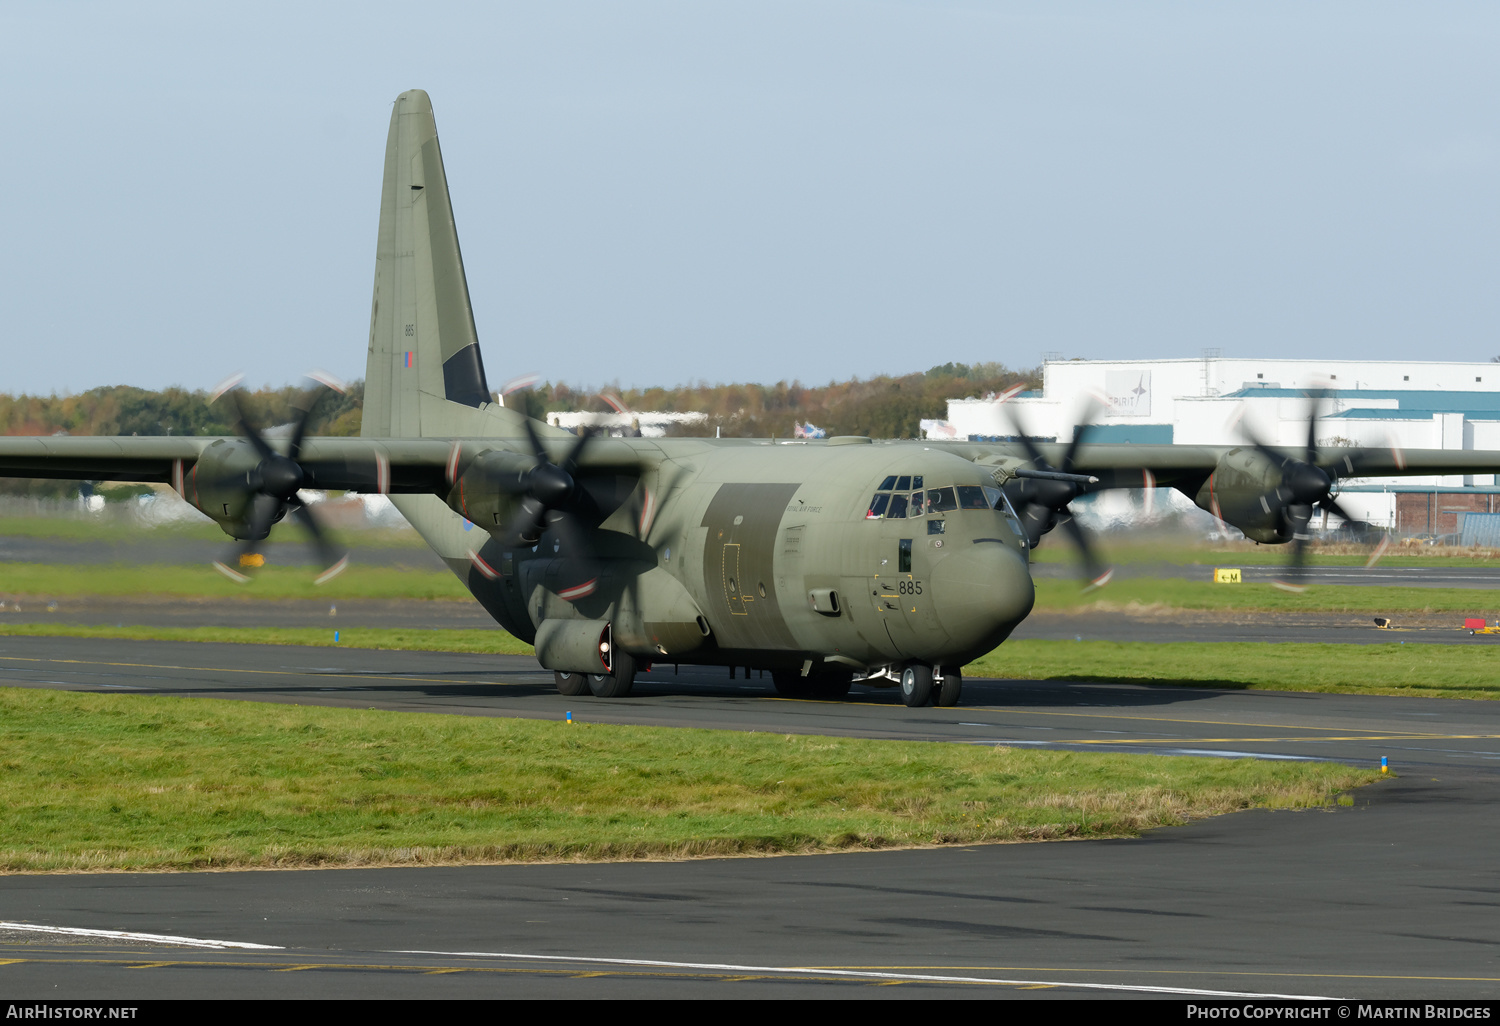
[1026,478,1079,510]
[528,462,575,508]
[1284,463,1331,506]
[258,456,305,500]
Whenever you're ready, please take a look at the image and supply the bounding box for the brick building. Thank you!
[1394,490,1500,537]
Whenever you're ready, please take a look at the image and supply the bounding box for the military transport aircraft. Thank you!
[3,90,1498,709]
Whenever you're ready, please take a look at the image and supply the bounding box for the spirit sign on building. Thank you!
[1105,370,1152,417]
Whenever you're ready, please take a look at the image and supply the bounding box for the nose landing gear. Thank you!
[900,664,962,708]
[899,664,932,707]
[936,668,962,707]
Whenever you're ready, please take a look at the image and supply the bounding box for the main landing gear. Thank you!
[554,650,638,698]
[899,664,961,708]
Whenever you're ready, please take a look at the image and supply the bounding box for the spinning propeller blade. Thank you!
[207,377,348,583]
[1236,391,1389,591]
[493,423,601,599]
[1000,397,1112,588]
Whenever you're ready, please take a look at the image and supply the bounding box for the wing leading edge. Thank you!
[0,435,450,492]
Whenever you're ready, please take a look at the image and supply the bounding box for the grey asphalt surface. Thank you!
[2,636,1500,998]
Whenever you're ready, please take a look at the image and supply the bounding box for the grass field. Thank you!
[0,686,1374,872]
[0,514,430,548]
[0,562,471,601]
[3,561,1498,615]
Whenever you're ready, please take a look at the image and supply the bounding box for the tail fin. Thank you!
[363,89,492,438]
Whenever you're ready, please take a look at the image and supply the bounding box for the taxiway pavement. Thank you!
[1,636,1499,998]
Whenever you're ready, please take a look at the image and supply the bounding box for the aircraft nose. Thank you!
[929,542,1035,657]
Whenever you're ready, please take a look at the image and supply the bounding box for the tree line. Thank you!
[509,361,1037,439]
[0,383,364,440]
[0,383,362,497]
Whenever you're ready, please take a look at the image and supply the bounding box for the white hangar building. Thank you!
[927,356,1500,537]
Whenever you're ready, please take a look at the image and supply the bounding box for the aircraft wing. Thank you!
[942,441,1500,489]
[0,435,456,492]
[1066,443,1500,480]
[0,436,203,485]
[0,433,656,490]
[936,436,1500,557]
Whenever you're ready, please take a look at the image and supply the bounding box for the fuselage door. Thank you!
[722,541,746,615]
[698,482,801,651]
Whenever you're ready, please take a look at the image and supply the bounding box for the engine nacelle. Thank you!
[1193,447,1292,544]
[181,438,288,540]
[443,448,538,535]
[533,618,615,675]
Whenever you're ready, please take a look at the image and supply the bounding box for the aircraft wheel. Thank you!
[554,671,589,697]
[899,664,933,707]
[934,669,962,707]
[771,670,812,697]
[588,651,636,698]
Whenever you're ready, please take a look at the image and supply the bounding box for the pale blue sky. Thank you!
[3,2,1498,395]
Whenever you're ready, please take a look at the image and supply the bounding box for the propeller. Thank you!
[493,421,602,600]
[208,375,349,584]
[1235,391,1392,592]
[1000,395,1113,589]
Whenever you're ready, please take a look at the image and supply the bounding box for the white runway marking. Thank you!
[0,921,283,950]
[972,740,1322,762]
[1157,748,1319,761]
[393,948,1340,998]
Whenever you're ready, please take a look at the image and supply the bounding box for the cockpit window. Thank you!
[956,485,989,510]
[867,475,929,519]
[926,487,957,513]
[998,488,1024,520]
